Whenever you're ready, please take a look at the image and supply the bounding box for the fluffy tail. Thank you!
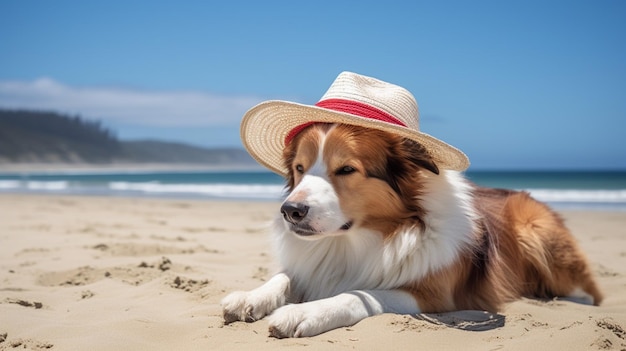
[507,192,603,305]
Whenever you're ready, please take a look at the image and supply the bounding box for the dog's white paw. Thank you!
[267,292,386,338]
[221,274,290,324]
[221,291,273,323]
[267,303,330,338]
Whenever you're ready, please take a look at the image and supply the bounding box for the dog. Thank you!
[221,122,603,338]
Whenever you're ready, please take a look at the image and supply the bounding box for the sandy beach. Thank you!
[1,194,625,350]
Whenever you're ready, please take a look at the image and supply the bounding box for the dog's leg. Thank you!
[221,273,290,324]
[267,289,419,338]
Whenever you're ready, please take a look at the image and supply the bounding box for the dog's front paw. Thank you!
[268,303,337,338]
[221,291,262,323]
[221,274,290,324]
[267,293,371,338]
[221,290,287,324]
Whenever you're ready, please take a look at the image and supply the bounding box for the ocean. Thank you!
[0,169,625,210]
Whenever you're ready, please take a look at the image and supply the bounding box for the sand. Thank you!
[0,194,625,350]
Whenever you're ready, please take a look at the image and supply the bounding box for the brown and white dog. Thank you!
[221,123,603,338]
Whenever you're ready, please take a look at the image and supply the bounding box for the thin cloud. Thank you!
[0,78,268,127]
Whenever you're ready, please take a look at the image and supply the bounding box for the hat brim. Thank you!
[240,100,470,176]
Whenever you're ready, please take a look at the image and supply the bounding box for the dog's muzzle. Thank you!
[280,201,353,236]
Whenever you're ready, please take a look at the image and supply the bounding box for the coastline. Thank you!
[2,166,625,210]
[1,194,625,350]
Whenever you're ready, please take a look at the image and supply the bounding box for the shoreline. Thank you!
[1,166,625,211]
[0,190,624,212]
[1,193,625,350]
[0,190,626,213]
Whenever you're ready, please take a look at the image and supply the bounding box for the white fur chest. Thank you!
[272,171,477,303]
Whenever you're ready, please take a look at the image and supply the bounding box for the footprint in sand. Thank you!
[168,275,210,293]
[2,298,43,309]
[596,317,626,339]
[89,242,219,256]
[1,337,53,350]
[36,257,212,294]
[37,257,176,287]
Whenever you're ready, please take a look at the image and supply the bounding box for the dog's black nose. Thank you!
[281,202,309,224]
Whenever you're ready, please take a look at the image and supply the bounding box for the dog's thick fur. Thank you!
[222,123,603,338]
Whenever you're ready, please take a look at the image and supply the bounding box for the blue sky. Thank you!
[1,1,625,170]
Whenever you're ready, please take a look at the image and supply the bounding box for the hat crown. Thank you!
[319,72,420,130]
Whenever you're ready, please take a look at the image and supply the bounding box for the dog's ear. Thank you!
[383,137,439,196]
[282,145,296,190]
[283,146,296,191]
[400,138,440,175]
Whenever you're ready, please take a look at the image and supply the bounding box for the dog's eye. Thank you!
[336,165,356,176]
[295,164,305,174]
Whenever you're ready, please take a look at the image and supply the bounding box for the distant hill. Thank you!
[120,140,255,164]
[0,109,256,166]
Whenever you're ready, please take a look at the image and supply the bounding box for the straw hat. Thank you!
[240,71,469,176]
